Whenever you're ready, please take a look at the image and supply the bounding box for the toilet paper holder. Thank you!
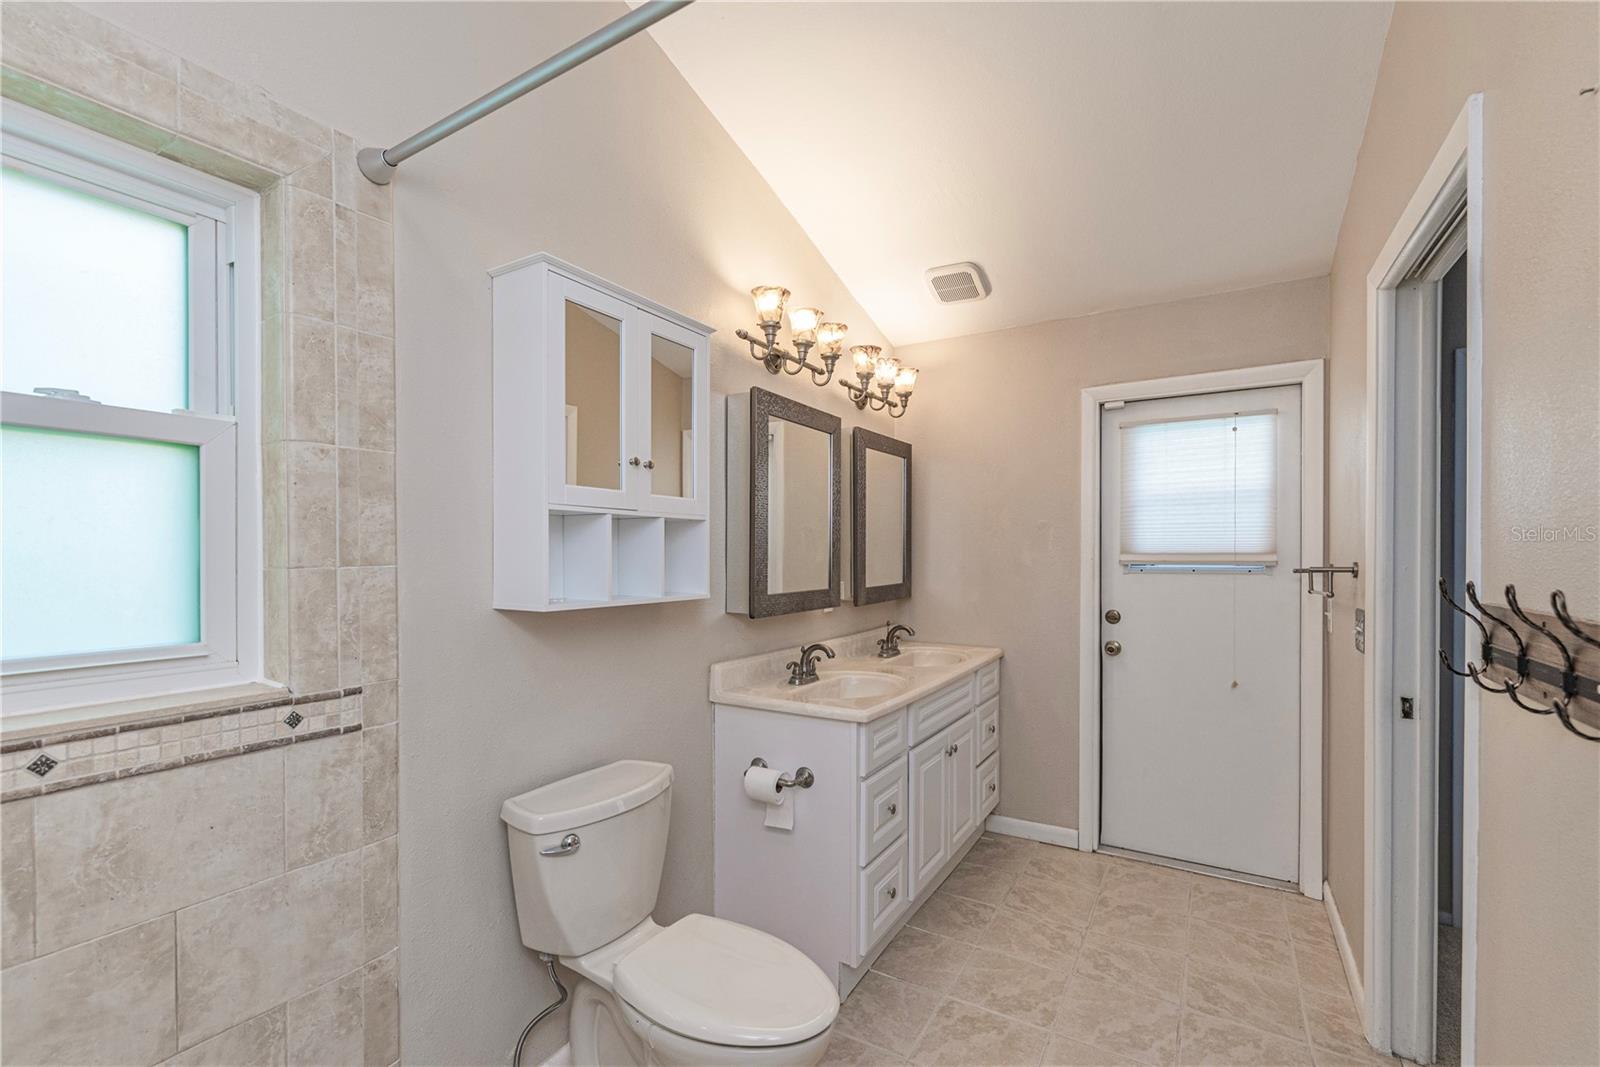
[748,757,815,790]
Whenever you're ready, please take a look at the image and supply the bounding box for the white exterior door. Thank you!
[1098,385,1302,882]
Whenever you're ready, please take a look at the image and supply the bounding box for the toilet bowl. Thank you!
[502,761,838,1067]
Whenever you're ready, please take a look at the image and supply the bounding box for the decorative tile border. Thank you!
[0,686,362,802]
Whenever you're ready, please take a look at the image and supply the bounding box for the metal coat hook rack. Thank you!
[1439,579,1600,742]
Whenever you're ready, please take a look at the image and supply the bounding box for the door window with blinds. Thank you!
[1119,411,1277,571]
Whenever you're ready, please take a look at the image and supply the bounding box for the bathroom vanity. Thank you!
[710,632,1001,994]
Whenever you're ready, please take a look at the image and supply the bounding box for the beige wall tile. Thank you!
[263,441,288,570]
[335,204,357,327]
[357,333,396,451]
[33,751,284,954]
[285,733,363,870]
[363,835,399,962]
[1,4,179,129]
[333,131,392,222]
[362,726,398,845]
[287,443,338,568]
[289,568,339,693]
[261,185,288,319]
[357,450,396,565]
[362,950,399,1067]
[287,970,364,1067]
[177,854,362,1049]
[338,567,364,688]
[1,798,35,967]
[358,567,398,683]
[287,188,335,322]
[6,2,178,80]
[354,214,393,337]
[362,681,398,728]
[288,154,333,199]
[265,565,290,684]
[261,311,287,443]
[335,327,361,447]
[338,448,362,567]
[0,915,177,1066]
[177,60,325,148]
[161,1007,287,1067]
[287,315,337,443]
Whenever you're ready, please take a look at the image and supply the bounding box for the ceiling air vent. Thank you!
[925,262,991,304]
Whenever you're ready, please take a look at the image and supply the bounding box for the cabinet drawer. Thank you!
[857,709,907,778]
[977,696,1000,763]
[909,678,974,745]
[975,661,1000,704]
[978,752,1000,817]
[859,758,908,866]
[858,837,909,957]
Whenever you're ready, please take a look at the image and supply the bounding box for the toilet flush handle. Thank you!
[539,833,581,857]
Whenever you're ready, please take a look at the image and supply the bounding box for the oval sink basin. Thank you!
[816,672,909,699]
[899,649,966,668]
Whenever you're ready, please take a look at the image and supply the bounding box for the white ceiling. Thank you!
[645,2,1392,345]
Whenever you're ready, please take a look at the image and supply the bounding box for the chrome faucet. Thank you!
[786,643,835,686]
[877,622,916,658]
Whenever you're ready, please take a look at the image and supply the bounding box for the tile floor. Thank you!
[825,834,1403,1067]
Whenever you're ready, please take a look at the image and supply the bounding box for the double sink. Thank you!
[758,644,973,710]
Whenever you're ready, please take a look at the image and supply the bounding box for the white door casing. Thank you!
[1099,385,1302,882]
[1078,359,1325,899]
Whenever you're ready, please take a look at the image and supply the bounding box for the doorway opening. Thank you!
[1076,360,1325,900]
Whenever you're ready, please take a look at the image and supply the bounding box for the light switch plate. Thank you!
[1354,608,1366,654]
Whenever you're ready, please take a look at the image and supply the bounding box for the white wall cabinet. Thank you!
[492,254,713,610]
[712,651,1002,996]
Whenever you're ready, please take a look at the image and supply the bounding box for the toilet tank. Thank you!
[502,760,673,956]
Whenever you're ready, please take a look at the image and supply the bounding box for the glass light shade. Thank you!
[788,306,822,343]
[894,366,919,394]
[751,285,790,326]
[817,322,848,354]
[851,345,880,376]
[874,356,900,387]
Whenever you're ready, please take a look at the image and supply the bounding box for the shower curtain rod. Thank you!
[358,0,694,185]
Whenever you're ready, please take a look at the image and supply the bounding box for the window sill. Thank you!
[1,680,288,745]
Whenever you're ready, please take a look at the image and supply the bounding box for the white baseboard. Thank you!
[540,1042,571,1066]
[1324,879,1366,1030]
[985,815,1079,848]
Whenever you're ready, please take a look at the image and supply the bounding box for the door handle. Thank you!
[539,833,581,856]
[1104,640,1122,657]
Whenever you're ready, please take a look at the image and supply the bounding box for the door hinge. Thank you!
[1400,696,1415,720]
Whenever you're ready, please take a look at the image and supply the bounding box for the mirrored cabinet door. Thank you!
[630,313,709,515]
[551,275,632,508]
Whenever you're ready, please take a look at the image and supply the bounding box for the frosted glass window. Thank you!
[1120,412,1277,562]
[2,165,189,411]
[1,426,200,661]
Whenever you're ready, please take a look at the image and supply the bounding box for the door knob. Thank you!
[1104,609,1122,624]
[1104,640,1122,657]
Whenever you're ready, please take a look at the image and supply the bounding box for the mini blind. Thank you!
[1120,412,1277,563]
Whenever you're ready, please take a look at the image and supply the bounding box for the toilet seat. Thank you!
[612,914,838,1048]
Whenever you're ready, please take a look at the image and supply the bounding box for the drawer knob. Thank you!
[887,886,897,900]
[987,723,997,735]
[887,802,897,816]
[988,783,997,794]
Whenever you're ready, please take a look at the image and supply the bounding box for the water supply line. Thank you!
[359,0,693,185]
[512,954,569,1066]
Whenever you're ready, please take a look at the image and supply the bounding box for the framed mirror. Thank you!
[748,387,841,618]
[852,428,911,605]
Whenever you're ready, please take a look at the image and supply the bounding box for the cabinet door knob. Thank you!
[887,886,897,900]
[988,782,997,794]
[628,456,641,467]
[642,459,655,469]
[887,802,897,816]
[987,723,997,735]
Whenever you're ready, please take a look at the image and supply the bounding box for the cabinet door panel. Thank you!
[633,313,708,516]
[946,713,978,847]
[550,275,632,509]
[908,731,949,898]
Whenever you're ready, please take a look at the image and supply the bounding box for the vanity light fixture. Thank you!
[736,286,916,417]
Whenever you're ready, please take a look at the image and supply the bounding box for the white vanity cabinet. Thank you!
[711,642,1002,995]
[492,254,713,611]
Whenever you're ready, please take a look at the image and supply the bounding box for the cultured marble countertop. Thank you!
[709,629,1002,724]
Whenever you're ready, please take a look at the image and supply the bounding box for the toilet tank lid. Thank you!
[502,760,673,836]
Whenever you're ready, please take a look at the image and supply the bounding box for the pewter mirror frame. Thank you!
[748,386,842,618]
[853,427,912,606]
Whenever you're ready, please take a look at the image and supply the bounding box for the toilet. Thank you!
[502,760,839,1066]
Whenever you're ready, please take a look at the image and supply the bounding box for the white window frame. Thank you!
[1,102,262,715]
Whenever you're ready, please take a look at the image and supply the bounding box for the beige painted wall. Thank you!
[1322,4,1599,1062]
[896,276,1329,831]
[71,4,900,1063]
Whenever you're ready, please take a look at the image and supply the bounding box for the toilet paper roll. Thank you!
[743,764,794,831]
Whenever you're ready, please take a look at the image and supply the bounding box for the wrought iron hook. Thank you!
[1551,591,1600,651]
[1438,577,1493,670]
[1465,580,1528,671]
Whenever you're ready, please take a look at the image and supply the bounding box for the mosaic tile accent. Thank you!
[0,688,362,803]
